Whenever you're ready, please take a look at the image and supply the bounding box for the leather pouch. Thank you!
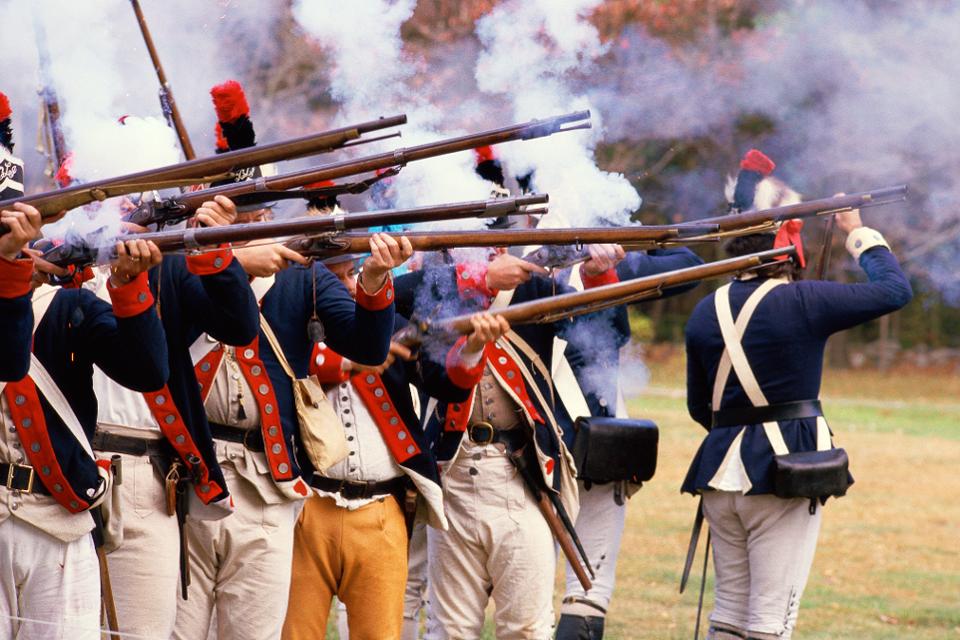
[572,417,658,484]
[773,448,850,499]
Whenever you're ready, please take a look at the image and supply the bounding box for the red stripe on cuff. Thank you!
[445,337,486,390]
[107,271,154,318]
[0,257,33,298]
[580,265,619,289]
[456,262,496,308]
[186,245,233,276]
[309,343,350,383]
[356,275,394,311]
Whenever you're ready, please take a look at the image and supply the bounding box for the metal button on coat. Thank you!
[268,426,278,437]
[243,349,255,359]
[397,431,407,440]
[278,463,289,474]
[406,445,415,455]
[374,389,384,397]
[213,257,224,269]
[366,375,376,384]
[258,384,269,395]
[53,483,63,492]
[265,405,274,414]
[137,292,147,303]
[272,444,282,454]
[175,435,185,444]
[155,395,166,405]
[200,362,211,372]
[14,395,24,405]
[469,468,478,476]
[251,366,262,376]
[30,443,39,453]
[165,415,176,424]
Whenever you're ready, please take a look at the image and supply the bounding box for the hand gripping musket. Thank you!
[288,222,720,268]
[395,246,797,344]
[39,197,540,270]
[0,115,406,232]
[676,185,907,240]
[129,0,196,159]
[118,111,591,228]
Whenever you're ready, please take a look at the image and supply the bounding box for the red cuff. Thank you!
[309,343,350,383]
[356,275,395,311]
[456,262,497,308]
[186,245,233,276]
[579,265,619,289]
[445,337,486,390]
[108,272,155,318]
[0,257,33,299]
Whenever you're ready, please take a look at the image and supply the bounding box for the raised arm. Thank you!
[0,203,41,380]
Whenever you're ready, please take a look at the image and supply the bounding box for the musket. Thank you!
[0,115,406,230]
[40,196,542,269]
[289,223,720,268]
[508,442,593,591]
[32,10,69,176]
[396,247,797,343]
[119,111,592,228]
[677,186,907,238]
[129,0,195,159]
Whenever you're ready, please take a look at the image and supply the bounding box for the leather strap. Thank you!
[92,432,168,458]
[207,421,264,452]
[712,400,823,428]
[309,475,407,501]
[466,423,527,451]
[0,462,49,494]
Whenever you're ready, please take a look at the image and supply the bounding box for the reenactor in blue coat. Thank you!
[395,247,623,639]
[0,186,169,637]
[556,245,704,640]
[681,150,912,640]
[173,80,409,640]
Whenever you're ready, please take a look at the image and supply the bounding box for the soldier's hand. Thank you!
[463,312,510,355]
[360,233,413,292]
[109,239,162,287]
[194,195,238,228]
[234,242,309,277]
[485,253,548,291]
[0,203,42,261]
[22,247,70,289]
[582,243,625,277]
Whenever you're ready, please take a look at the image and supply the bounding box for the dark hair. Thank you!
[724,233,800,280]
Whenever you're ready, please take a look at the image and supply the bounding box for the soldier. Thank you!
[0,128,169,636]
[172,81,406,640]
[395,245,623,639]
[556,245,704,640]
[84,104,260,637]
[681,150,912,639]
[281,255,502,640]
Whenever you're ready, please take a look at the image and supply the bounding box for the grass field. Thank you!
[328,349,960,639]
[598,348,960,639]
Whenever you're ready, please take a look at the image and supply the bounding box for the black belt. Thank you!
[92,431,169,457]
[309,475,408,501]
[466,422,527,451]
[1,462,49,494]
[208,422,264,452]
[712,400,823,428]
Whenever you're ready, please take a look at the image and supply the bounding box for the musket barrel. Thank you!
[166,111,592,216]
[686,185,908,233]
[431,246,796,334]
[0,116,407,225]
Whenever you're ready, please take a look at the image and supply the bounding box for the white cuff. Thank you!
[845,226,889,261]
[458,346,485,368]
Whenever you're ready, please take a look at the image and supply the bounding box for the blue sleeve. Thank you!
[685,303,713,430]
[172,256,260,346]
[311,263,394,366]
[78,292,170,392]
[799,247,913,337]
[0,291,32,381]
[617,247,705,299]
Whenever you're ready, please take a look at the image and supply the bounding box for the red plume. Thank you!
[0,92,11,122]
[214,123,229,152]
[210,80,250,123]
[740,149,775,175]
[774,218,806,268]
[474,145,496,164]
[55,152,75,188]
